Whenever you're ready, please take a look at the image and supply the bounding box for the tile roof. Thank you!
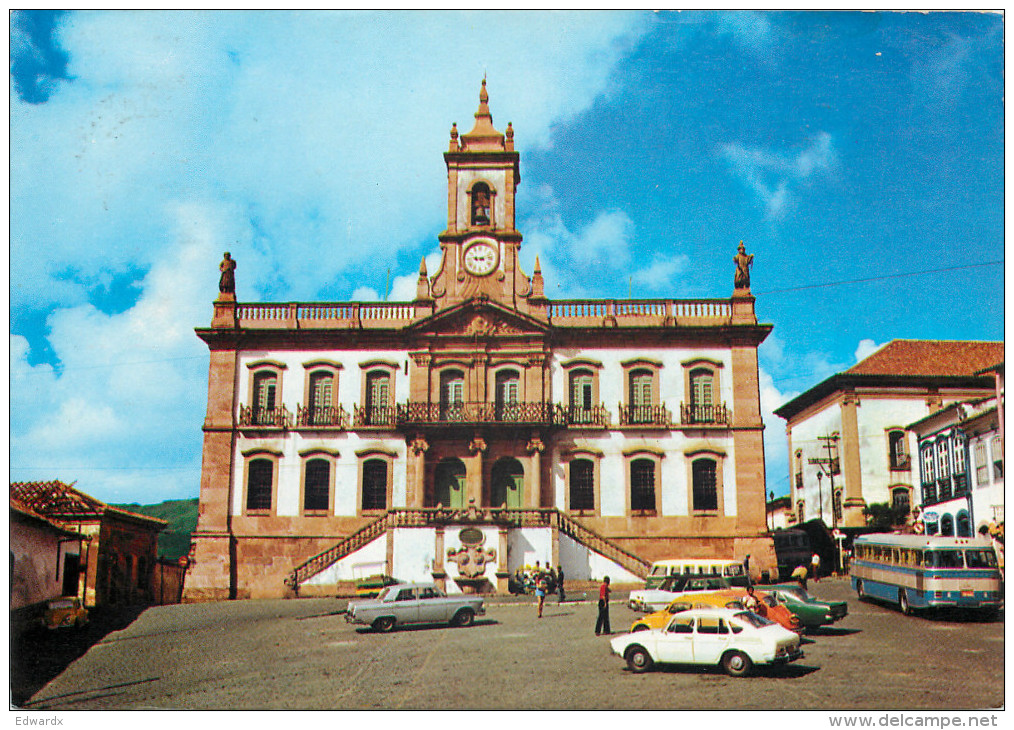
[9,480,166,527]
[846,340,1005,378]
[9,494,83,537]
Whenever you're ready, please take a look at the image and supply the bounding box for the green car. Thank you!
[765,583,848,630]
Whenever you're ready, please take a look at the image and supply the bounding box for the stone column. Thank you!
[468,435,487,506]
[496,527,510,593]
[408,434,429,508]
[432,527,446,592]
[840,392,866,527]
[526,434,545,508]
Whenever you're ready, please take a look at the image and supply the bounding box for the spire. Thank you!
[531,255,544,298]
[460,78,504,151]
[415,257,431,301]
[448,122,459,152]
[419,257,428,276]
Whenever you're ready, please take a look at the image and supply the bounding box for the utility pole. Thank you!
[807,433,841,528]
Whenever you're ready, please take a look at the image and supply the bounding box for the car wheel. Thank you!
[722,650,752,677]
[625,646,653,674]
[632,624,649,632]
[452,608,475,627]
[899,590,911,616]
[373,616,396,633]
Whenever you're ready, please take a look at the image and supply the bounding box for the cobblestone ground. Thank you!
[17,578,1004,710]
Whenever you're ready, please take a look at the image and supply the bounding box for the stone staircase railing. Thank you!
[285,507,651,589]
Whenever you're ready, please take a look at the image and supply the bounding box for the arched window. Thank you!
[629,369,654,424]
[495,369,520,421]
[252,371,279,425]
[440,369,465,421]
[692,459,718,512]
[362,459,388,511]
[832,489,843,524]
[246,458,273,511]
[630,459,656,512]
[956,510,971,537]
[991,435,1003,480]
[471,182,492,226]
[434,458,467,509]
[939,513,955,537]
[307,371,335,426]
[570,459,595,511]
[891,487,910,515]
[797,500,805,524]
[303,458,331,512]
[688,368,714,423]
[570,369,594,423]
[974,440,990,486]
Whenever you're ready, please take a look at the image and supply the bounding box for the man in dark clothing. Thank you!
[557,565,566,603]
[595,576,611,635]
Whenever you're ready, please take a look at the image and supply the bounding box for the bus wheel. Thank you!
[899,590,911,616]
[856,580,865,600]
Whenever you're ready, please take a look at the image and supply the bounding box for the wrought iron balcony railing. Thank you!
[397,401,561,426]
[238,404,292,428]
[679,402,730,426]
[296,404,349,429]
[353,406,398,428]
[561,405,611,427]
[618,404,672,427]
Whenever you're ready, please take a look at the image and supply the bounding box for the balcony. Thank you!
[618,404,672,428]
[889,454,912,471]
[353,406,398,429]
[397,401,561,427]
[561,405,611,428]
[238,405,292,428]
[296,404,349,429]
[679,402,730,426]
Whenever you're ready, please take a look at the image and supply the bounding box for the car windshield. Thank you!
[778,586,808,601]
[49,600,75,609]
[733,611,774,629]
[376,587,396,601]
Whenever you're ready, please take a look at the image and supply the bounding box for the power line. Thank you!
[15,355,206,376]
[755,260,1003,296]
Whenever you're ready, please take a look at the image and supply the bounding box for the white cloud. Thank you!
[720,132,837,219]
[758,366,800,499]
[854,338,887,364]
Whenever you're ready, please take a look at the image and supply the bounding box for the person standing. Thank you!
[811,552,821,583]
[595,576,611,635]
[557,564,566,603]
[743,554,751,585]
[535,573,548,618]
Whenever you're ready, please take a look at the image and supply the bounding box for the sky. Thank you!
[9,10,1005,506]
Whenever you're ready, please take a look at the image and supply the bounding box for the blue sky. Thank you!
[10,10,1004,505]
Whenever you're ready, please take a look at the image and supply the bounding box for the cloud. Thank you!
[854,338,887,364]
[720,132,837,219]
[758,366,800,499]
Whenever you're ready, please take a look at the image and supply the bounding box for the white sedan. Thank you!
[610,607,803,677]
[345,582,485,632]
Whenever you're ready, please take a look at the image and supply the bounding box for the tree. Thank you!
[864,502,909,531]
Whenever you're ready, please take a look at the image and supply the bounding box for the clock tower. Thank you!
[422,79,544,316]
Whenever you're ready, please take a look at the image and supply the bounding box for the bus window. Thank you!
[965,550,998,569]
[929,551,964,568]
[914,551,922,567]
[891,549,900,565]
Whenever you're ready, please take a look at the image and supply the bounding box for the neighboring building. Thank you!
[185,81,775,601]
[774,340,1004,531]
[766,495,793,531]
[10,496,87,630]
[10,481,167,607]
[907,395,1003,536]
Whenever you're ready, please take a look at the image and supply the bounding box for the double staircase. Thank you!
[286,507,651,590]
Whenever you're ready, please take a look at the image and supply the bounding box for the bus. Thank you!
[850,534,1001,616]
[643,559,749,590]
[772,529,811,581]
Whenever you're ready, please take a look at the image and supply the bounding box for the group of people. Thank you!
[512,562,567,618]
[791,552,823,589]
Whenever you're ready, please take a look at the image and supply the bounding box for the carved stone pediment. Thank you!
[407,297,549,338]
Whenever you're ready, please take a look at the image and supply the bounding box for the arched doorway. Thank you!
[434,458,467,509]
[491,458,524,508]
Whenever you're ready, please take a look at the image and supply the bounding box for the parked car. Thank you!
[40,597,88,630]
[345,582,484,632]
[765,583,848,630]
[630,589,801,634]
[628,575,732,612]
[610,607,804,677]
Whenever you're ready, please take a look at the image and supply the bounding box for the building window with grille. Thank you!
[935,439,950,479]
[688,368,714,423]
[569,459,595,512]
[252,371,279,425]
[570,370,595,424]
[692,458,718,512]
[797,500,805,523]
[888,430,909,470]
[991,435,1003,480]
[303,458,331,513]
[939,513,954,537]
[630,459,656,513]
[365,371,392,426]
[891,487,910,515]
[361,459,388,511]
[306,370,335,426]
[246,458,274,512]
[629,370,654,424]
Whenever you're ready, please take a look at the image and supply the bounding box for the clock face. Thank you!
[463,240,499,276]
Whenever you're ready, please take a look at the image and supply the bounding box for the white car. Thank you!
[610,607,803,677]
[345,582,485,632]
[628,575,732,612]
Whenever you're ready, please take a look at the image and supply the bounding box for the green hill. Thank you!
[112,498,199,560]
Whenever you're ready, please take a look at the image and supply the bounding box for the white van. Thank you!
[644,559,748,590]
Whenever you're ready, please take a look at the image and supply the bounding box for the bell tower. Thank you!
[425,79,542,315]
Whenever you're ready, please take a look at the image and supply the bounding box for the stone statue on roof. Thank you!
[733,241,753,291]
[219,252,236,294]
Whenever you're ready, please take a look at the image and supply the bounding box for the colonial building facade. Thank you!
[774,340,1003,532]
[185,82,775,601]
